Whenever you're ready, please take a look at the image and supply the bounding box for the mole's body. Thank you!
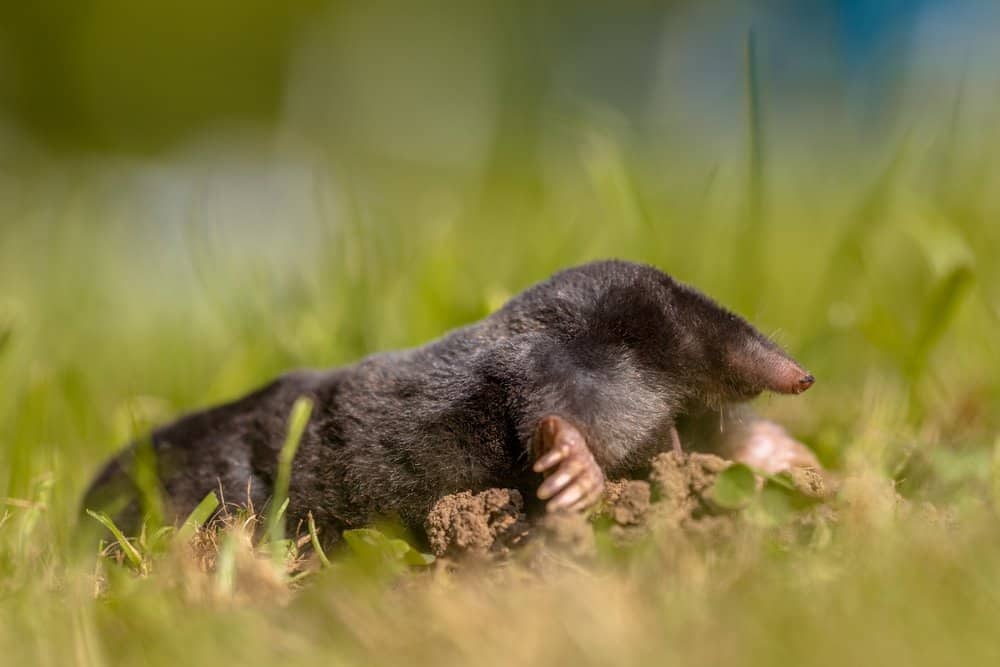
[85,260,817,539]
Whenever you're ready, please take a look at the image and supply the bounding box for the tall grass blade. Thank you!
[129,406,165,529]
[992,437,1000,517]
[214,531,238,597]
[906,265,974,382]
[266,396,314,568]
[0,321,11,359]
[85,509,143,571]
[737,28,766,313]
[16,474,52,557]
[307,511,332,569]
[807,137,909,330]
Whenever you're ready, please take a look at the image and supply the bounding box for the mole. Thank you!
[83,260,818,541]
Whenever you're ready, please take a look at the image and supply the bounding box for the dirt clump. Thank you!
[425,488,530,558]
[648,451,731,525]
[602,480,652,526]
[534,511,596,559]
[784,466,829,499]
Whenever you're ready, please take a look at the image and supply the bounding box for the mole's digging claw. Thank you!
[533,415,605,513]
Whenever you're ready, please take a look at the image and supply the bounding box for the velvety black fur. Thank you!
[83,260,805,539]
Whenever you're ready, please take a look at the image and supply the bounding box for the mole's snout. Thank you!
[765,360,815,395]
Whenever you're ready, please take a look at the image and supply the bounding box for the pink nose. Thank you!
[768,362,815,395]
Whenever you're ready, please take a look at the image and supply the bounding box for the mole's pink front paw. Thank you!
[729,420,821,474]
[532,415,605,513]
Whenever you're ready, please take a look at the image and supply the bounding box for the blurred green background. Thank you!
[1,2,1000,665]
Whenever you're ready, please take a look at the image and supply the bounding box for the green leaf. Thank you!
[400,544,436,566]
[759,482,794,524]
[758,473,824,524]
[708,463,757,510]
[764,471,797,491]
[342,528,435,569]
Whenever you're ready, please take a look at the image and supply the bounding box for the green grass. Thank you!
[1,102,999,666]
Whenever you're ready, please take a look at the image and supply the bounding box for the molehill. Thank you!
[424,451,830,560]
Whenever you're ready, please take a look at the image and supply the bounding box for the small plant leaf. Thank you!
[708,463,757,510]
[342,528,435,569]
[759,482,794,524]
[399,544,436,566]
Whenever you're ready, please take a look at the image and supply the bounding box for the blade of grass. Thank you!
[307,511,332,569]
[266,396,314,568]
[992,437,1000,517]
[176,491,220,543]
[85,509,143,571]
[906,264,974,383]
[0,320,11,359]
[214,530,238,597]
[736,28,766,314]
[17,474,52,557]
[129,405,165,529]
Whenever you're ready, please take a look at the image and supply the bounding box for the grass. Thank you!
[1,96,999,666]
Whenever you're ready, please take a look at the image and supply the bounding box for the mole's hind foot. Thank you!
[532,415,605,513]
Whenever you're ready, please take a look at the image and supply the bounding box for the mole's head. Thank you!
[665,279,815,407]
[531,261,815,407]
[652,278,815,406]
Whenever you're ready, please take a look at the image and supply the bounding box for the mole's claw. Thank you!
[533,414,605,512]
[567,485,604,513]
[537,457,585,499]
[548,483,585,511]
[533,446,568,473]
[551,467,605,513]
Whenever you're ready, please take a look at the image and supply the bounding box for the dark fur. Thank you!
[84,260,804,539]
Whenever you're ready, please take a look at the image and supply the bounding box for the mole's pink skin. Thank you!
[764,356,814,395]
[721,419,821,474]
[728,339,815,398]
[532,416,605,513]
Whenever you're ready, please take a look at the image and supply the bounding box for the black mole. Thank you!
[84,260,818,540]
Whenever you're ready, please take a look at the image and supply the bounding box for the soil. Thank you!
[424,488,530,558]
[423,450,836,561]
[602,479,652,526]
[648,451,731,524]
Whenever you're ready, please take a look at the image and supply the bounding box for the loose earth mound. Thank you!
[424,452,831,560]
